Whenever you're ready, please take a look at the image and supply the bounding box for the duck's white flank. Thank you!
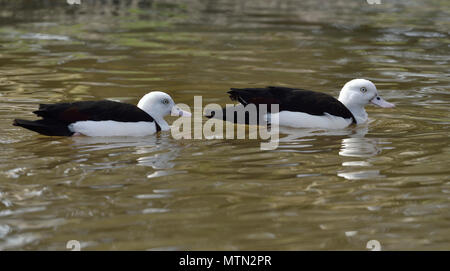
[269,111,353,129]
[68,120,162,137]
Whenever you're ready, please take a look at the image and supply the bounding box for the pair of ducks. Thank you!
[14,79,394,137]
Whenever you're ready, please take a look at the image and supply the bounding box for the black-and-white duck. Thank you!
[13,91,191,136]
[213,79,394,129]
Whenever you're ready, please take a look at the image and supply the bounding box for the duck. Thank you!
[13,91,191,137]
[209,79,394,129]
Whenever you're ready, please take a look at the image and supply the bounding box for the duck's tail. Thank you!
[13,119,73,136]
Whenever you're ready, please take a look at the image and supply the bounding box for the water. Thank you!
[0,0,449,250]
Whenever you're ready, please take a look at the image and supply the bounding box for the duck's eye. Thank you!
[360,87,367,93]
[162,99,169,104]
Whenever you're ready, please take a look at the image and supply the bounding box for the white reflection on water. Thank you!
[279,126,360,141]
[70,136,161,151]
[338,124,388,180]
[0,233,40,250]
[337,170,385,180]
[70,134,184,178]
[136,148,180,169]
[338,125,381,157]
[278,124,390,180]
[276,125,388,180]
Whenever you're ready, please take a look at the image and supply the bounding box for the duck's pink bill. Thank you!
[171,106,192,117]
[370,96,395,108]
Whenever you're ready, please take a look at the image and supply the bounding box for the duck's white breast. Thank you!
[69,120,157,136]
[268,111,353,129]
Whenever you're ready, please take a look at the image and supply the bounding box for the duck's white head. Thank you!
[137,91,191,130]
[338,79,394,124]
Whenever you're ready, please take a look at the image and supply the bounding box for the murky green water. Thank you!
[0,0,449,250]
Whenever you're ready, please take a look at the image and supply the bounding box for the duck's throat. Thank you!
[346,105,368,124]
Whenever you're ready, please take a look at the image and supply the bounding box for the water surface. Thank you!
[0,0,449,250]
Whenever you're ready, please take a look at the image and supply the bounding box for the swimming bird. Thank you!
[208,79,394,129]
[13,91,191,136]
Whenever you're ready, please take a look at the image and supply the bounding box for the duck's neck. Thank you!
[339,101,368,124]
[142,107,170,131]
[156,118,170,131]
[151,115,170,131]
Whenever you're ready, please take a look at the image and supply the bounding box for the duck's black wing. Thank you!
[33,100,155,123]
[227,86,356,123]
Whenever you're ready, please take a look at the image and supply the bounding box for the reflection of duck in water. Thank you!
[338,125,381,157]
[338,125,386,180]
[70,133,181,166]
[70,133,182,178]
[13,92,191,137]
[211,79,394,129]
[274,124,385,180]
